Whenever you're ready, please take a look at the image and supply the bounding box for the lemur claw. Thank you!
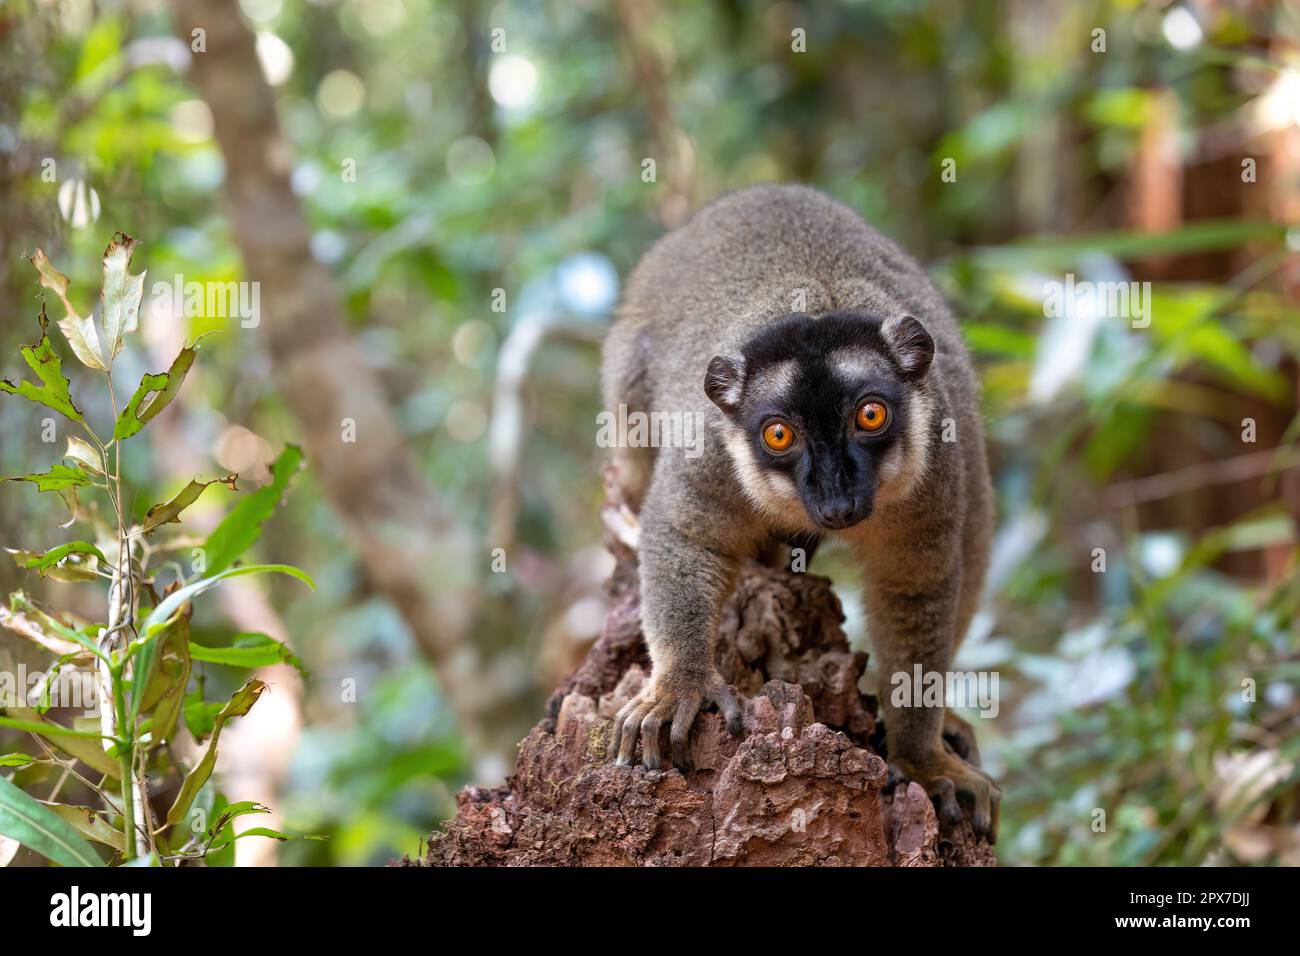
[889,748,1001,843]
[608,672,742,771]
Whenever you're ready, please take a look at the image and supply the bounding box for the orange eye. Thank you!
[761,420,795,452]
[856,401,889,433]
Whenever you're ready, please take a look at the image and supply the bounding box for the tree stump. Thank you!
[409,470,996,867]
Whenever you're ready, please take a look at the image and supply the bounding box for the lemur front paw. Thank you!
[889,748,1001,843]
[608,669,743,771]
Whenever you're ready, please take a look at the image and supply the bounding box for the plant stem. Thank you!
[112,662,136,860]
[99,379,143,861]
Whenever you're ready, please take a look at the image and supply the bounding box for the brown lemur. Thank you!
[601,184,999,839]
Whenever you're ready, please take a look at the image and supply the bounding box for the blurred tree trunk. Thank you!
[613,0,695,226]
[1008,0,1082,236]
[166,0,541,779]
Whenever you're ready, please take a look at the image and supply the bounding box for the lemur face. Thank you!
[705,311,935,532]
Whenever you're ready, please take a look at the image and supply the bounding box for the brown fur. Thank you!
[602,184,999,838]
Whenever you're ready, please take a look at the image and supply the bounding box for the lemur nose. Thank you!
[818,500,856,528]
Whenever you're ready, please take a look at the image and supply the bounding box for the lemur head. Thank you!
[704,311,935,531]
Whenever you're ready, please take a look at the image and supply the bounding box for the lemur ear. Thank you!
[881,314,934,380]
[704,354,746,415]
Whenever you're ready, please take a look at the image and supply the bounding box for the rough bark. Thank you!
[407,470,996,867]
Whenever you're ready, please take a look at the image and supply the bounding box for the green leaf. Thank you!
[205,800,270,842]
[1081,87,1155,129]
[0,714,104,740]
[11,541,106,578]
[963,322,1037,359]
[0,775,104,866]
[113,345,197,441]
[182,690,222,744]
[138,565,315,643]
[163,679,266,833]
[189,632,306,675]
[63,436,104,475]
[140,474,238,535]
[6,463,91,493]
[41,803,124,852]
[201,792,235,866]
[7,550,97,583]
[0,708,119,779]
[128,563,314,722]
[0,305,84,422]
[997,219,1288,263]
[135,616,191,746]
[75,15,123,84]
[0,754,37,768]
[206,826,327,852]
[202,444,303,575]
[1144,290,1291,403]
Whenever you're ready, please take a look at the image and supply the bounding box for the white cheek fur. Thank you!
[874,388,933,506]
[719,425,816,531]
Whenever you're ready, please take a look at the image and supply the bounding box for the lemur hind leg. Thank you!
[860,505,1000,842]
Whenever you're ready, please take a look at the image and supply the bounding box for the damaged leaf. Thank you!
[29,249,105,371]
[6,463,92,493]
[6,549,98,584]
[63,436,103,475]
[0,306,84,422]
[206,826,327,852]
[15,712,122,780]
[141,474,238,535]
[29,234,145,372]
[164,678,266,832]
[55,487,81,530]
[136,615,191,746]
[41,803,124,852]
[96,233,146,365]
[8,541,106,580]
[204,800,270,842]
[4,592,106,662]
[2,713,118,779]
[113,345,197,441]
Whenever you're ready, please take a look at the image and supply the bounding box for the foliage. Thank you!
[0,238,316,865]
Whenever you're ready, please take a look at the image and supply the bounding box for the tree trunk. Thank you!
[167,0,541,776]
[407,469,996,866]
